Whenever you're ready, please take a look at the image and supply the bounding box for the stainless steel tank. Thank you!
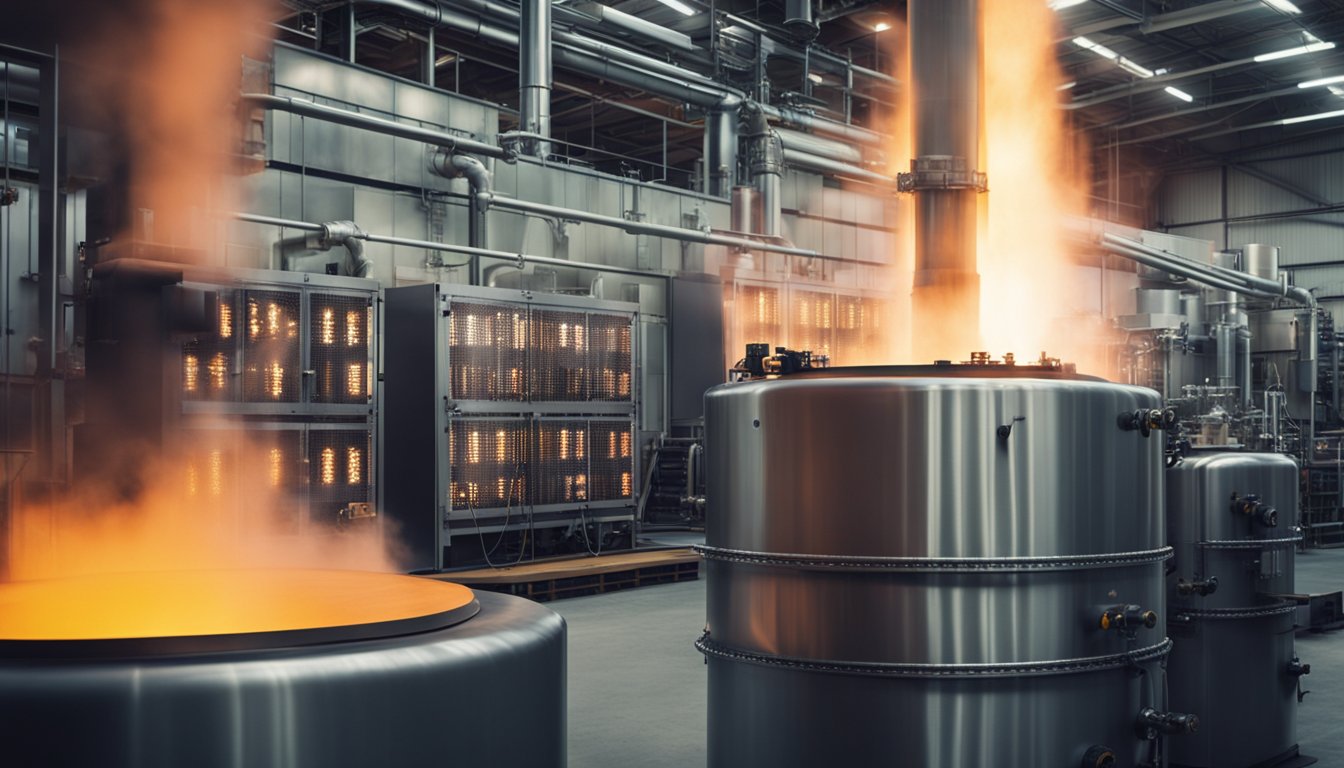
[0,569,566,768]
[699,365,1189,767]
[1165,451,1308,768]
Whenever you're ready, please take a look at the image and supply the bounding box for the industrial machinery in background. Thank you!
[79,259,378,530]
[1111,242,1344,547]
[1165,451,1311,768]
[698,356,1193,767]
[383,283,638,571]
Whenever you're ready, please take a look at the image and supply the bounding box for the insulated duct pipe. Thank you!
[565,2,696,51]
[903,0,986,359]
[759,104,883,146]
[520,0,551,156]
[745,107,783,237]
[318,221,373,278]
[429,151,493,282]
[774,127,863,164]
[784,0,818,41]
[704,96,742,197]
[241,93,513,160]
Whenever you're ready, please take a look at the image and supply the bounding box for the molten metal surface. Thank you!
[0,569,475,641]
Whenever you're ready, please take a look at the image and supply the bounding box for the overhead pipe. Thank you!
[774,127,863,164]
[564,2,696,51]
[520,0,551,156]
[903,0,986,358]
[489,196,871,261]
[759,104,884,146]
[240,93,512,160]
[318,221,373,278]
[429,151,493,282]
[782,148,891,185]
[703,96,742,197]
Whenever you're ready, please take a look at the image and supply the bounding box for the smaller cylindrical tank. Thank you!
[1166,451,1306,768]
[1136,287,1182,317]
[1182,292,1207,336]
[1243,244,1281,282]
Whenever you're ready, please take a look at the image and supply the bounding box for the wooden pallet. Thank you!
[425,548,700,602]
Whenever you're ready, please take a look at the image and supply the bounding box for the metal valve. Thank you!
[1099,604,1158,632]
[1230,493,1278,528]
[1177,577,1219,597]
[1080,745,1116,768]
[1134,707,1199,740]
[1118,408,1177,437]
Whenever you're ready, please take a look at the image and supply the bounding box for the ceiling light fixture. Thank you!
[1254,41,1336,62]
[1164,86,1194,102]
[1048,0,1089,9]
[652,0,697,16]
[1073,36,1119,60]
[1057,80,1078,91]
[1299,74,1344,88]
[873,21,891,32]
[807,72,824,85]
[1261,0,1302,12]
[1118,58,1155,78]
[1280,108,1344,125]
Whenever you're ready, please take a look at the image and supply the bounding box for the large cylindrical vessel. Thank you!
[1165,451,1306,768]
[0,570,566,768]
[700,365,1182,767]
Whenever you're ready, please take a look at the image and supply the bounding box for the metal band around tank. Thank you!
[694,544,1172,573]
[695,634,1173,679]
[1197,535,1302,551]
[1173,602,1298,622]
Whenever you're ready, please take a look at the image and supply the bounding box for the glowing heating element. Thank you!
[320,447,337,485]
[346,310,363,347]
[184,354,199,392]
[319,308,336,345]
[0,570,476,642]
[347,363,364,397]
[347,446,362,485]
[218,302,233,339]
[268,447,284,488]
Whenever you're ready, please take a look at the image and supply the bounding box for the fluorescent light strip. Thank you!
[1049,0,1089,9]
[1073,36,1118,60]
[1118,58,1155,78]
[1261,0,1302,12]
[1057,80,1078,91]
[1164,86,1194,102]
[1254,41,1336,62]
[653,0,697,16]
[1300,74,1344,88]
[1281,108,1344,125]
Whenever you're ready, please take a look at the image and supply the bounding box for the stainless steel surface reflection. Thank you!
[0,591,566,768]
[1166,450,1305,768]
[700,370,1173,767]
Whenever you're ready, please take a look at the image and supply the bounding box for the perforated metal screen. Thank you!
[243,290,302,402]
[183,290,239,402]
[534,420,591,505]
[310,294,371,404]
[449,419,530,510]
[308,429,372,524]
[789,289,835,358]
[449,301,528,401]
[588,313,633,401]
[531,309,589,401]
[589,420,634,502]
[738,284,781,351]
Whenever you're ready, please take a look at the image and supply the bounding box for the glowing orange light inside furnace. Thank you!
[248,300,260,339]
[559,323,570,347]
[268,447,283,487]
[608,430,618,459]
[620,431,631,458]
[513,314,526,350]
[184,354,200,393]
[560,429,570,460]
[467,431,481,464]
[573,325,585,351]
[266,302,281,338]
[218,302,233,339]
[619,372,631,397]
[347,363,363,397]
[208,353,228,391]
[509,368,522,394]
[575,474,587,500]
[346,310,362,347]
[575,429,586,459]
[347,446,362,485]
[319,308,336,345]
[208,450,224,497]
[320,447,337,485]
[265,361,285,399]
[621,471,632,497]
[186,464,199,497]
[496,430,507,462]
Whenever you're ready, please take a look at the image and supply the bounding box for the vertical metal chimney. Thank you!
[521,0,552,156]
[899,0,987,360]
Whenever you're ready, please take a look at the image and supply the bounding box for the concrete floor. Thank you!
[556,543,1344,768]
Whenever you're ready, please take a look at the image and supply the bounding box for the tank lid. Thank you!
[0,569,479,658]
[780,362,1104,382]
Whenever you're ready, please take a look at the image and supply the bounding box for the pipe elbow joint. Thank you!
[319,220,366,249]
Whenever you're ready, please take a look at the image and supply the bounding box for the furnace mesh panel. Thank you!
[449,419,529,510]
[179,430,239,503]
[449,301,528,401]
[587,313,633,402]
[182,290,238,402]
[530,308,588,401]
[310,294,372,404]
[242,290,302,402]
[308,429,372,524]
[533,420,591,505]
[834,295,887,365]
[245,429,305,532]
[737,284,781,352]
[589,420,635,501]
[788,289,835,359]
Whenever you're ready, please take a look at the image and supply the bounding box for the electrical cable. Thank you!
[466,461,529,568]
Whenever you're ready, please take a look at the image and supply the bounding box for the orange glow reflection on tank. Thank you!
[0,570,474,641]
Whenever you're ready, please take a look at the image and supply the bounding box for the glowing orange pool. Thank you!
[0,569,477,651]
